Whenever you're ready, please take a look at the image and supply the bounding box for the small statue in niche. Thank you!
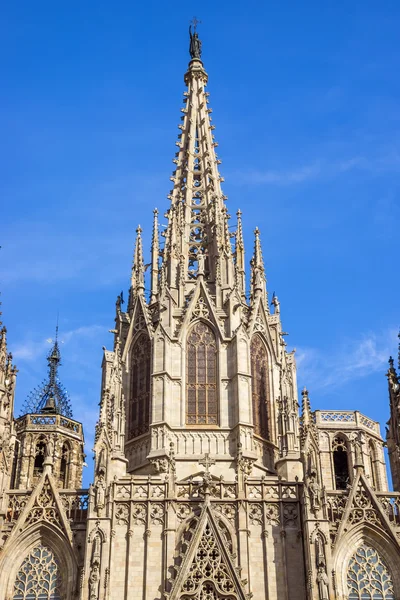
[316,566,329,600]
[89,562,100,600]
[95,475,106,513]
[197,251,206,276]
[307,470,321,512]
[45,435,55,461]
[315,533,329,600]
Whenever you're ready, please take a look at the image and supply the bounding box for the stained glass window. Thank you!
[129,333,151,438]
[186,322,218,425]
[13,545,62,599]
[347,544,395,599]
[250,335,270,439]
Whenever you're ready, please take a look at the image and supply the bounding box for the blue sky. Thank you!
[1,2,399,487]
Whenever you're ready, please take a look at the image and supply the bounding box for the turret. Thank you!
[13,328,84,490]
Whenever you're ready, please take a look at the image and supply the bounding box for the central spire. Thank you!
[159,25,234,305]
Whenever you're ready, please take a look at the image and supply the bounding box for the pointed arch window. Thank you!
[333,436,350,490]
[250,335,270,440]
[369,440,379,490]
[186,322,218,425]
[33,440,46,479]
[129,333,151,438]
[347,544,395,599]
[13,545,62,599]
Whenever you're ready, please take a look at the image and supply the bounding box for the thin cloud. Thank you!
[11,324,104,363]
[235,153,400,186]
[296,328,398,392]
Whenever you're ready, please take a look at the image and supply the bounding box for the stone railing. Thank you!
[315,410,380,435]
[16,413,83,436]
[113,478,300,502]
[59,490,89,522]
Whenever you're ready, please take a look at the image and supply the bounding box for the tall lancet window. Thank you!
[333,436,350,490]
[347,544,395,599]
[129,333,151,438]
[13,545,62,599]
[186,322,218,425]
[250,335,270,440]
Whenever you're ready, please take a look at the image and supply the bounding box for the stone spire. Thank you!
[235,209,246,300]
[160,32,234,307]
[250,227,268,308]
[150,209,160,304]
[300,386,317,446]
[129,225,145,308]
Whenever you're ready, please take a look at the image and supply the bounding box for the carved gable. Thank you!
[168,507,248,600]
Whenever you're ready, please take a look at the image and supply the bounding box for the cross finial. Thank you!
[198,452,215,474]
[190,16,202,32]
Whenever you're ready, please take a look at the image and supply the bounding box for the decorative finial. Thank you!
[189,17,202,60]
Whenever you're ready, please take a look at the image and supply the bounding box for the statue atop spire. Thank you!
[189,17,202,60]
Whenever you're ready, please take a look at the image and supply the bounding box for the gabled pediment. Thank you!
[332,470,400,550]
[123,296,153,362]
[178,279,224,341]
[166,504,249,600]
[4,474,73,549]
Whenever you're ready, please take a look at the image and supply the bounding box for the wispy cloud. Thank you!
[11,325,104,362]
[235,153,400,186]
[296,328,398,392]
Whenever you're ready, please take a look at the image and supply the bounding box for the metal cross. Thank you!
[190,16,202,32]
[198,453,215,474]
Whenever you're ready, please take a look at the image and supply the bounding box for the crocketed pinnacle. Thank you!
[250,227,268,308]
[131,225,145,298]
[235,210,246,299]
[150,209,160,304]
[22,326,73,418]
[301,387,313,428]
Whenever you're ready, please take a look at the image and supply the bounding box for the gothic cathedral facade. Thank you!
[1,32,400,600]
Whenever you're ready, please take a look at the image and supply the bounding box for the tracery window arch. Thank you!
[347,544,395,599]
[250,335,270,439]
[129,333,151,438]
[186,322,218,425]
[332,436,350,490]
[13,545,62,599]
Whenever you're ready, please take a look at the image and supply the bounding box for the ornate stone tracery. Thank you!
[12,545,62,600]
[179,522,239,599]
[346,544,395,599]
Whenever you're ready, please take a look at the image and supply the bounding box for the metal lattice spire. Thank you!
[21,326,73,418]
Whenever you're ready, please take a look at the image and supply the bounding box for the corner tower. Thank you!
[100,26,301,483]
[12,329,85,489]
